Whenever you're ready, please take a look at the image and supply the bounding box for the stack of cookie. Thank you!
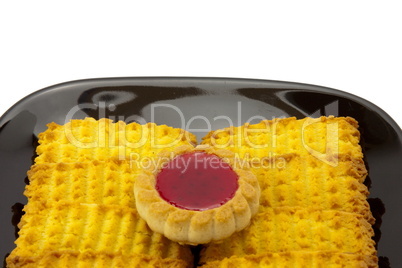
[7,118,195,268]
[7,116,378,268]
[200,117,377,267]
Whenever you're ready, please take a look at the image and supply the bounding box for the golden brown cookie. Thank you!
[134,145,260,245]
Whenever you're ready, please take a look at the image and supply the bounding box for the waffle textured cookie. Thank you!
[34,117,196,164]
[200,116,378,267]
[134,145,260,245]
[7,118,195,268]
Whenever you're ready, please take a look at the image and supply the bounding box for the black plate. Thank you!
[1,77,401,267]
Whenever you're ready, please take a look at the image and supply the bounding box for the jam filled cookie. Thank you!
[134,145,260,245]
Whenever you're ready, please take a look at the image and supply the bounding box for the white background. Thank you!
[0,1,401,128]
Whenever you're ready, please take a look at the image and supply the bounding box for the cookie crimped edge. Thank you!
[134,144,260,245]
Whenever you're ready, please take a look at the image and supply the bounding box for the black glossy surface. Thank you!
[0,77,401,267]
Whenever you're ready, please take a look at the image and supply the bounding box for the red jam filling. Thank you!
[156,152,239,211]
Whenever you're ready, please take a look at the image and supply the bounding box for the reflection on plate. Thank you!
[0,77,401,267]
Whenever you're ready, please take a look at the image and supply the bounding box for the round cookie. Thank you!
[134,144,260,245]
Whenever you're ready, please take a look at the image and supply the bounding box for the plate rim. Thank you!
[1,77,401,138]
